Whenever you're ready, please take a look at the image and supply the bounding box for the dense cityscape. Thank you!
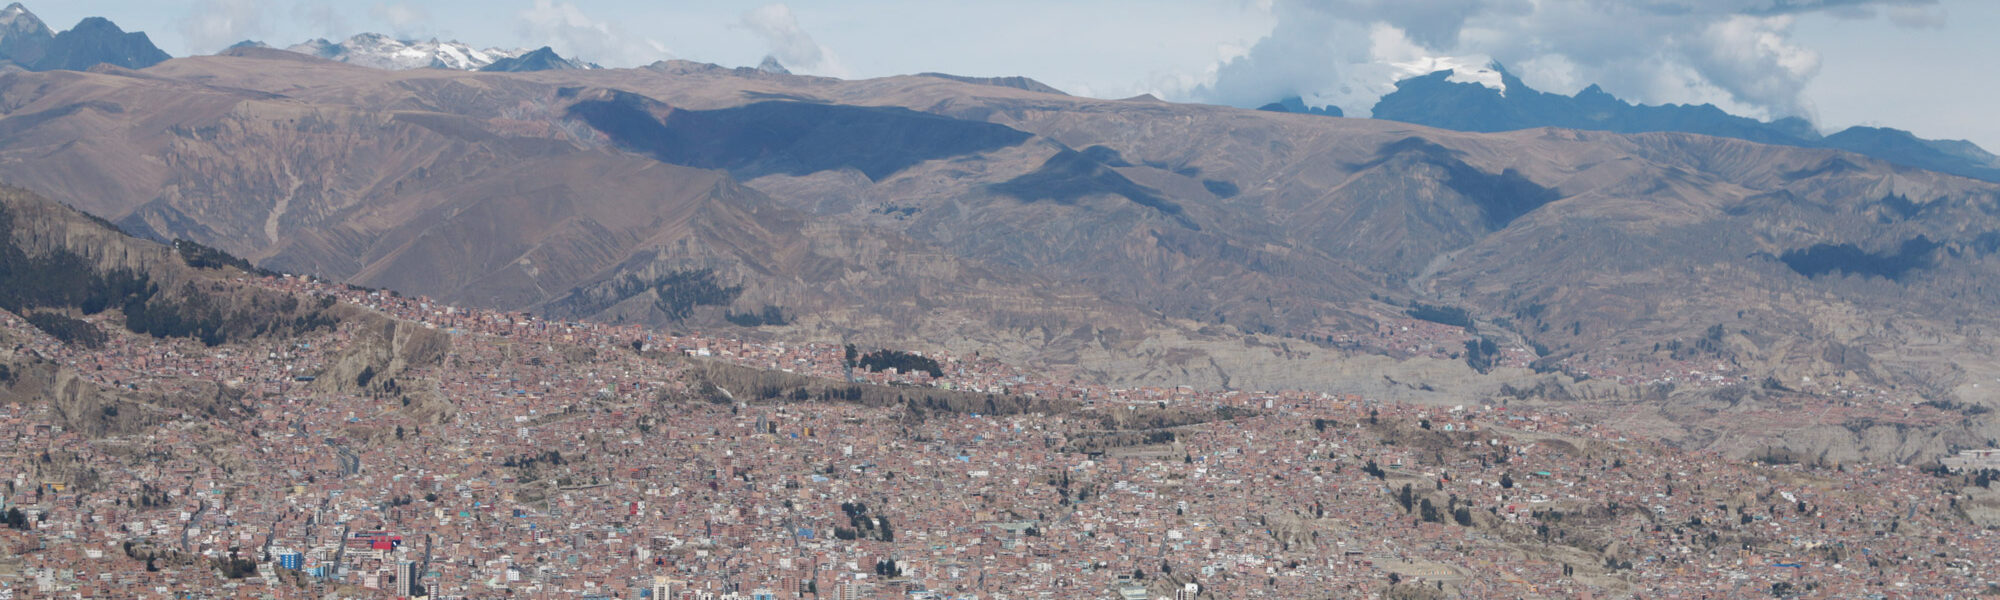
[1,274,1995,599]
[5,1,2000,598]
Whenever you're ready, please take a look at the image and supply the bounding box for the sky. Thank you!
[24,0,2000,151]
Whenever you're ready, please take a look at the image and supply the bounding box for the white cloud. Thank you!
[369,2,429,38]
[1183,0,1938,121]
[518,0,671,66]
[1687,15,1822,118]
[290,1,350,40]
[737,4,846,77]
[180,0,269,53]
[1886,4,1948,28]
[1191,1,1373,108]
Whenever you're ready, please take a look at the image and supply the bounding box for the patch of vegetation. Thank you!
[1463,337,1500,374]
[1062,429,1182,455]
[502,450,568,470]
[856,349,943,378]
[873,559,904,577]
[1918,399,1992,416]
[1779,236,1940,281]
[25,311,106,349]
[1751,447,1802,466]
[833,501,894,542]
[1659,324,1731,361]
[725,305,790,327]
[71,206,130,237]
[653,269,743,321]
[173,239,269,275]
[1406,302,1474,329]
[214,554,258,579]
[681,359,1068,417]
[558,268,743,321]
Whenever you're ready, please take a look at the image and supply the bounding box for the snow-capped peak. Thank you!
[1388,55,1505,95]
[1,2,48,33]
[757,56,790,75]
[283,33,529,71]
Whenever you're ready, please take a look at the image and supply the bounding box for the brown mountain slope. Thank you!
[2,53,1999,461]
[501,63,2000,417]
[0,56,1200,384]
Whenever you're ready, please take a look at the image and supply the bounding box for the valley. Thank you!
[3,49,1998,463]
[0,184,1995,597]
[1,2,1998,596]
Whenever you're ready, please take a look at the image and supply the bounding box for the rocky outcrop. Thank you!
[0,353,245,439]
[312,309,451,396]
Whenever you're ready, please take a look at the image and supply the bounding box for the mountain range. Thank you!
[0,3,167,72]
[1258,64,2000,184]
[274,34,594,72]
[5,0,1985,187]
[0,3,593,74]
[481,46,595,72]
[2,4,2000,461]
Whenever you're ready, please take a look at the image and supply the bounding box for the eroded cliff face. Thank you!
[0,187,292,448]
[311,307,450,397]
[0,351,246,442]
[0,185,185,282]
